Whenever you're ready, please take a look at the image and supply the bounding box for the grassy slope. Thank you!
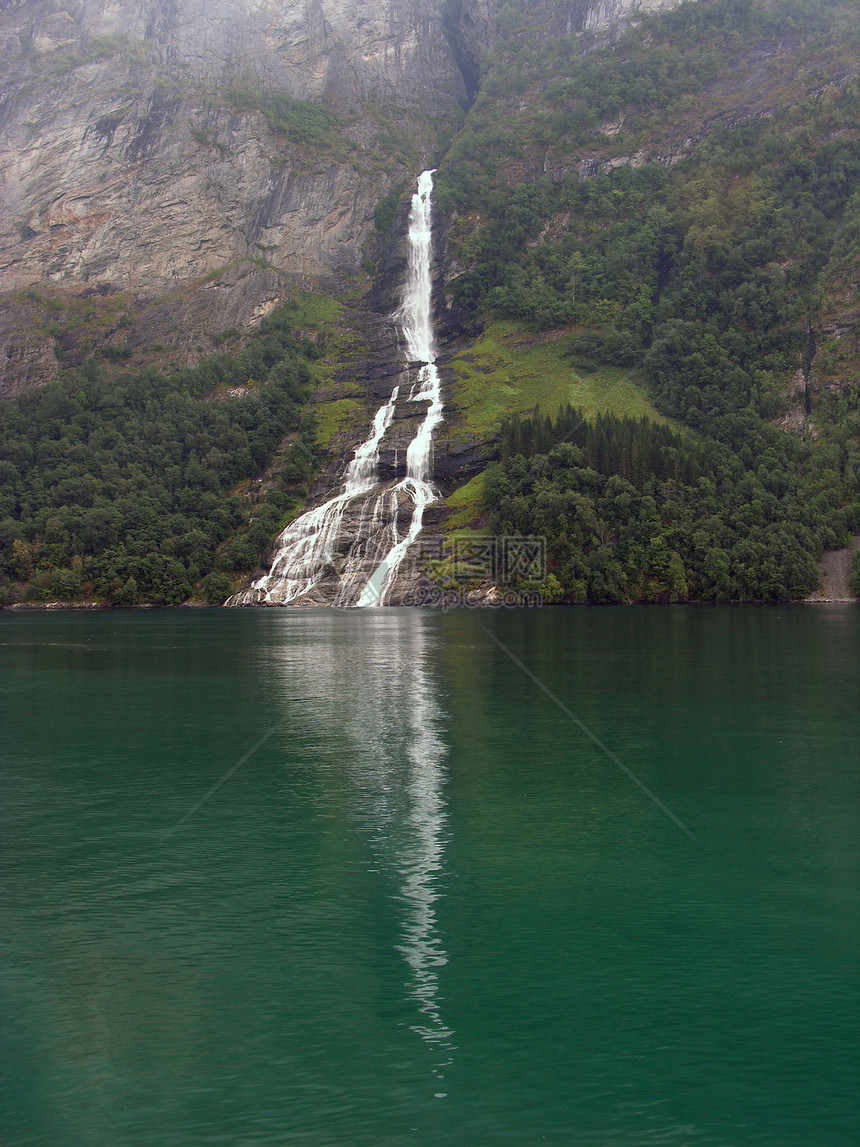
[447,321,665,440]
[269,293,374,457]
[434,0,860,537]
[313,397,364,448]
[302,295,383,452]
[443,321,670,527]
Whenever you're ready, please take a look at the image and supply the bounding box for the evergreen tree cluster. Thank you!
[0,303,323,606]
[500,405,702,485]
[488,393,860,603]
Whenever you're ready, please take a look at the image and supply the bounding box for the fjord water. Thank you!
[1,607,858,1146]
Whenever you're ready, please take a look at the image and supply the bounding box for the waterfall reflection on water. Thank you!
[270,611,454,1065]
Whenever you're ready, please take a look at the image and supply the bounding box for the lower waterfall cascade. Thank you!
[227,170,443,608]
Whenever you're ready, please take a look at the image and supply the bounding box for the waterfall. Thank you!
[228,170,442,608]
[356,170,444,607]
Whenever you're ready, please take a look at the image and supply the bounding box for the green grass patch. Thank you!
[444,471,491,531]
[442,322,672,528]
[18,288,133,364]
[289,292,343,328]
[313,398,364,449]
[299,299,377,403]
[374,180,409,235]
[446,322,666,442]
[224,81,345,156]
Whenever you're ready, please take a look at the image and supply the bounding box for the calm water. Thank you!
[1,607,858,1146]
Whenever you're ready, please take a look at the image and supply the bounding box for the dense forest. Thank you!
[0,303,322,605]
[437,0,860,601]
[487,403,857,601]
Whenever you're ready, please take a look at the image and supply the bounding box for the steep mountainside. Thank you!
[0,0,673,392]
[431,0,860,602]
[0,0,475,391]
[0,0,858,606]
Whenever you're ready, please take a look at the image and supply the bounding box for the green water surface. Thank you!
[1,607,858,1145]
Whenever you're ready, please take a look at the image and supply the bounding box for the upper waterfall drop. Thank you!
[226,170,444,609]
[357,170,444,607]
[399,169,437,368]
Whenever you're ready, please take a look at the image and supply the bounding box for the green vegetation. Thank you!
[312,397,364,449]
[444,471,490,531]
[190,126,228,156]
[18,288,133,367]
[4,0,859,606]
[39,32,151,74]
[439,0,860,214]
[374,181,409,235]
[280,293,343,329]
[447,323,665,442]
[486,405,858,602]
[443,136,860,391]
[224,80,342,154]
[436,0,860,599]
[0,300,332,607]
[499,405,700,482]
[202,570,234,606]
[851,549,860,597]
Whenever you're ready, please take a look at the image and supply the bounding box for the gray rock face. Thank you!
[0,0,493,390]
[580,0,680,31]
[0,0,673,292]
[0,0,474,299]
[0,0,685,397]
[0,294,59,395]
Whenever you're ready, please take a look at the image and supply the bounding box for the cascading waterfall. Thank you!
[228,170,442,608]
[356,169,444,607]
[230,384,400,607]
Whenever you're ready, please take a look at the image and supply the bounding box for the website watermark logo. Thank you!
[400,534,548,608]
[401,584,544,608]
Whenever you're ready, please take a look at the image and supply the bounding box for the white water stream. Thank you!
[229,170,442,607]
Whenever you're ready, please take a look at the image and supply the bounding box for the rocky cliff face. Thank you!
[0,0,682,393]
[0,0,482,390]
[0,0,474,291]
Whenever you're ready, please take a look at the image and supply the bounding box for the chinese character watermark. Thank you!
[400,534,548,608]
